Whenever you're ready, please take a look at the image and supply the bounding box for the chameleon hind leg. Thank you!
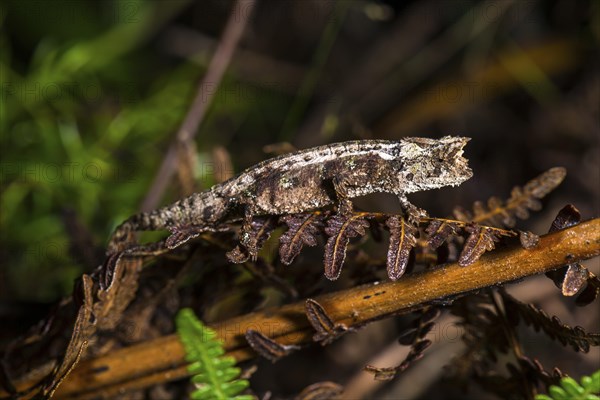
[102,225,227,289]
[107,193,230,255]
[397,193,428,225]
[107,212,226,255]
[100,240,170,290]
[238,206,261,261]
[102,223,235,307]
[165,224,231,249]
[106,207,209,255]
[106,210,173,255]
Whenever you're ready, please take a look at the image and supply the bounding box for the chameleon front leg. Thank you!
[238,206,260,260]
[398,193,428,225]
[225,207,259,263]
[332,177,354,216]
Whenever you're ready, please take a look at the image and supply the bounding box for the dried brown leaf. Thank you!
[279,213,324,265]
[545,205,581,291]
[458,225,502,267]
[366,308,438,381]
[575,272,600,306]
[305,299,349,345]
[365,338,432,381]
[457,167,566,227]
[561,264,589,296]
[245,329,300,363]
[549,204,581,232]
[503,293,600,352]
[519,230,540,249]
[544,205,596,300]
[516,355,564,387]
[323,214,370,280]
[94,255,143,331]
[525,167,567,198]
[498,167,566,226]
[42,275,94,397]
[425,219,460,249]
[246,216,277,258]
[386,216,418,281]
[5,242,146,398]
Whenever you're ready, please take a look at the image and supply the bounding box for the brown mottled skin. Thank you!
[107,136,472,254]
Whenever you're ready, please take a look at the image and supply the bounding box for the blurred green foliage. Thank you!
[0,0,290,302]
[535,370,600,400]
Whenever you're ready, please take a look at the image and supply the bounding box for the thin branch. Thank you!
[141,0,256,212]
[6,218,600,399]
[488,290,535,399]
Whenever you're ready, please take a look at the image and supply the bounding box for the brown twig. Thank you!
[9,217,591,399]
[141,0,256,212]
[161,26,307,92]
[488,289,535,399]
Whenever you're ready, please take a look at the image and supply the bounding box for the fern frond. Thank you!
[535,370,600,400]
[454,167,566,228]
[175,308,253,400]
[502,293,600,352]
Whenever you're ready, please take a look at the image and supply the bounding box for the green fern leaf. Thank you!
[584,370,600,393]
[536,370,600,400]
[176,308,253,400]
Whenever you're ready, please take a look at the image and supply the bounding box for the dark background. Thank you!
[1,0,598,398]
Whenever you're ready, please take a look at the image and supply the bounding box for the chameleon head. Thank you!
[399,136,473,193]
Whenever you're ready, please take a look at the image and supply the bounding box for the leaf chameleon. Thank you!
[107,137,472,260]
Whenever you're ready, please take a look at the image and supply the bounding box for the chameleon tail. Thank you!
[106,192,228,255]
[106,208,175,255]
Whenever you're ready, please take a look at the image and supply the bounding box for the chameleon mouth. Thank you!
[454,137,473,180]
[445,136,473,181]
